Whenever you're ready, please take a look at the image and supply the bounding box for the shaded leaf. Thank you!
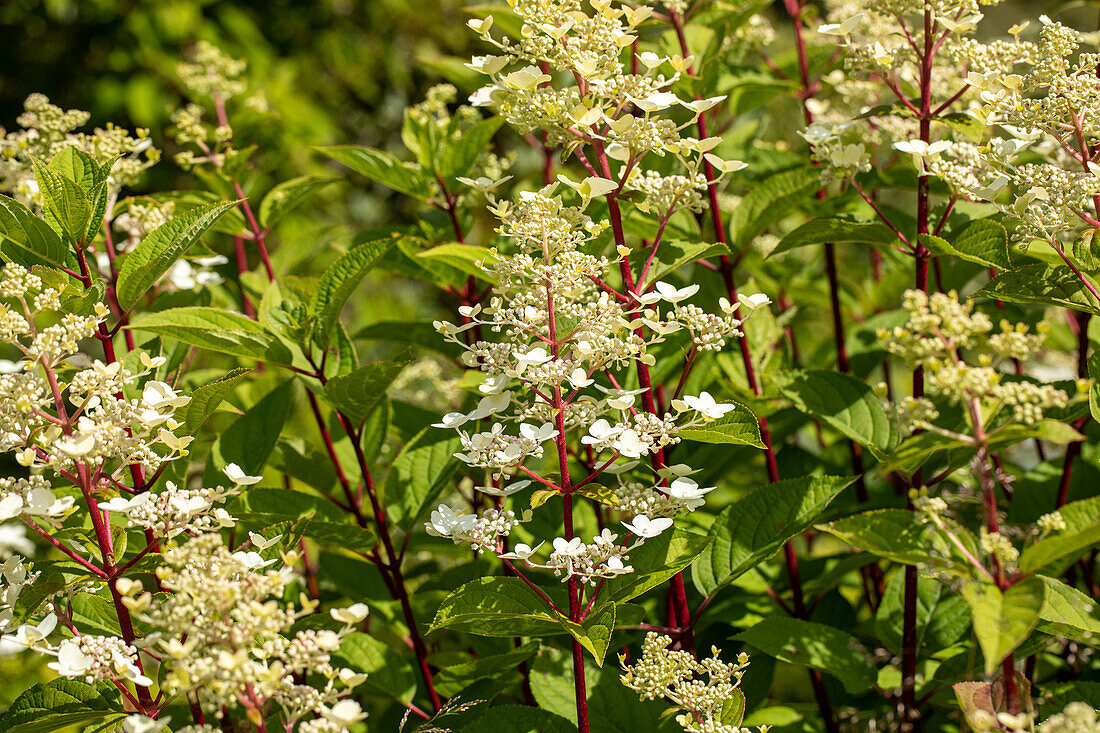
[732,616,876,693]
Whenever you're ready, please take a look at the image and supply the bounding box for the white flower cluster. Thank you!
[428,186,755,579]
[126,533,369,730]
[465,0,746,174]
[621,632,768,733]
[879,290,1069,433]
[805,0,1035,188]
[0,266,194,473]
[0,93,157,205]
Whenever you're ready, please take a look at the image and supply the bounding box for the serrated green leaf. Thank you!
[961,576,1045,676]
[972,264,1100,317]
[728,167,819,248]
[817,509,934,566]
[1019,512,1100,575]
[638,239,730,288]
[323,360,408,424]
[440,116,504,179]
[769,217,895,257]
[777,370,898,454]
[415,242,499,282]
[607,527,710,604]
[435,641,540,697]
[131,307,291,363]
[677,402,764,448]
[310,237,397,349]
[32,158,91,245]
[0,680,124,733]
[733,616,876,693]
[258,176,338,229]
[429,576,566,637]
[214,380,295,476]
[320,145,435,200]
[387,428,462,529]
[564,602,616,665]
[692,475,854,596]
[455,705,578,733]
[0,195,73,269]
[115,200,238,309]
[180,367,251,432]
[334,631,417,704]
[1037,575,1100,643]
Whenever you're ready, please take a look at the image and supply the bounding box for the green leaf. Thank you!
[606,527,711,604]
[880,430,971,475]
[440,116,504,179]
[985,419,1085,450]
[131,307,291,363]
[875,571,971,653]
[1019,518,1100,575]
[961,576,1045,676]
[48,148,109,190]
[1037,575,1100,642]
[769,217,895,257]
[930,219,1012,270]
[416,242,500,282]
[1089,351,1100,423]
[435,641,540,697]
[455,705,578,733]
[719,690,746,728]
[180,367,251,432]
[777,370,898,454]
[676,403,764,448]
[692,475,854,596]
[0,195,73,269]
[320,145,435,200]
[638,239,730,288]
[727,167,819,248]
[322,360,408,424]
[0,680,125,733]
[309,237,397,349]
[817,509,933,566]
[972,264,1100,317]
[32,158,91,245]
[387,428,462,529]
[258,176,338,229]
[563,602,616,665]
[732,616,876,693]
[334,631,417,704]
[115,200,238,310]
[214,380,295,475]
[429,576,567,637]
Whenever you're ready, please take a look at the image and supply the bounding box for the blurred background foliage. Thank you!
[0,0,474,224]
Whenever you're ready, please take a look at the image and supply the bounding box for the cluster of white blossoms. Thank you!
[803,0,1037,189]
[0,93,157,206]
[0,264,195,473]
[428,186,759,582]
[878,290,1069,435]
[943,17,1100,248]
[121,533,369,731]
[621,632,769,733]
[428,0,767,586]
[465,0,747,177]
